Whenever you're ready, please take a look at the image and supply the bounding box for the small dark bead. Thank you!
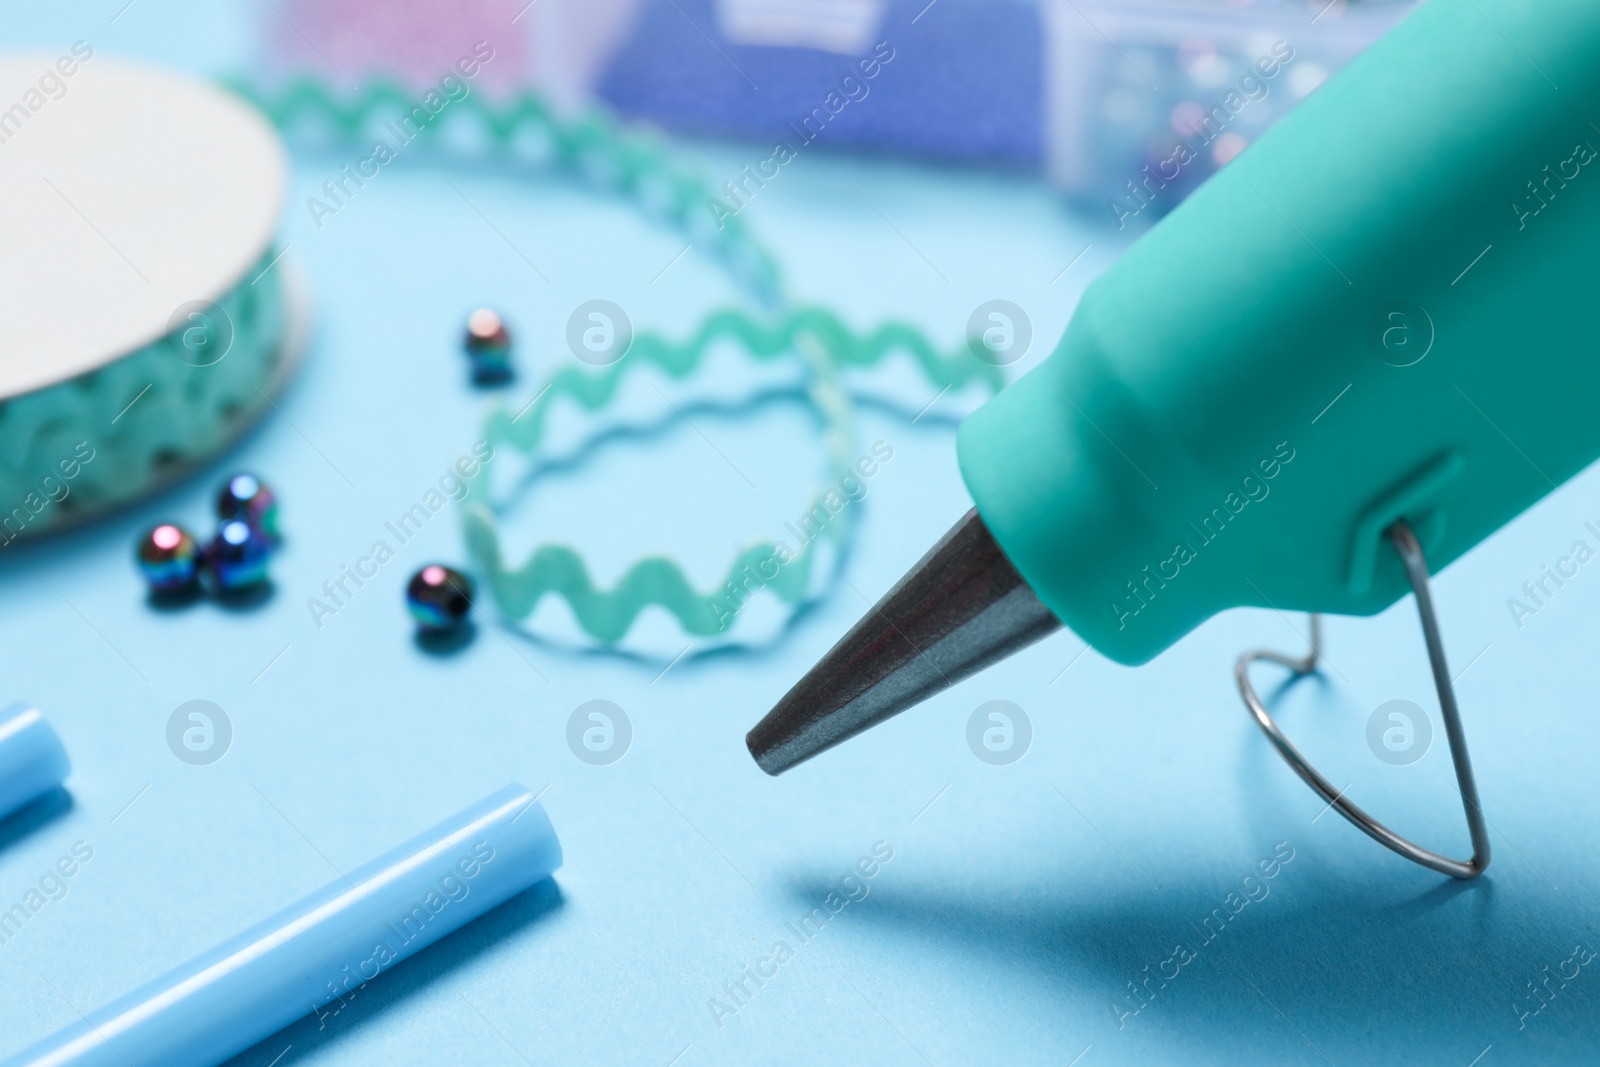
[137,523,200,591]
[218,473,279,542]
[203,520,271,590]
[407,564,474,631]
[464,308,513,385]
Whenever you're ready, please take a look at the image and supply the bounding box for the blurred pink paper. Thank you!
[265,0,642,104]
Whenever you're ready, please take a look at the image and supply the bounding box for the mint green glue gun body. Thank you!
[966,0,1600,666]
[747,0,1600,873]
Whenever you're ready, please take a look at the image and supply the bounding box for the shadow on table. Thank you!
[222,878,565,1066]
[415,621,478,657]
[787,841,1598,1059]
[783,671,1599,1067]
[0,788,72,854]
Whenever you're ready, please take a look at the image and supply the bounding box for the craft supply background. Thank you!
[3,3,1600,1066]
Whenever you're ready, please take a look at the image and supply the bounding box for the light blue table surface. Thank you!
[4,4,1600,1065]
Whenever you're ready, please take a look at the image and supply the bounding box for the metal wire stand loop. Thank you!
[1235,519,1491,879]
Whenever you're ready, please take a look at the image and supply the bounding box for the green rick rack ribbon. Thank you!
[233,78,782,302]
[467,309,1002,641]
[240,79,1002,645]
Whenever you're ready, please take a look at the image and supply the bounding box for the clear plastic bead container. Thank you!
[1043,0,1418,225]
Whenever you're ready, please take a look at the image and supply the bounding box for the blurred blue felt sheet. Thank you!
[3,5,1600,1066]
[597,0,1043,167]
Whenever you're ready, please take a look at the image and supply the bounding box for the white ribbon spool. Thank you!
[0,48,304,544]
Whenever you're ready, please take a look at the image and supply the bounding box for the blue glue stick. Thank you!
[0,704,70,823]
[3,783,561,1067]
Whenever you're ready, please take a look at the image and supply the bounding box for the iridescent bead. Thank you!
[464,308,513,385]
[136,523,200,591]
[217,473,279,542]
[203,519,271,590]
[407,564,474,631]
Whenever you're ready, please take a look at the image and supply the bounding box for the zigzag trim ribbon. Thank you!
[465,309,1002,641]
[229,78,782,301]
[238,78,1001,645]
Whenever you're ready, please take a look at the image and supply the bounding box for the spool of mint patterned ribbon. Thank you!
[0,51,301,546]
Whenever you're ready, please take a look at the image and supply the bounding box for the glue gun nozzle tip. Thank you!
[745,728,783,777]
[742,509,1062,774]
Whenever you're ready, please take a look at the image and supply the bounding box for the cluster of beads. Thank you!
[137,474,278,594]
